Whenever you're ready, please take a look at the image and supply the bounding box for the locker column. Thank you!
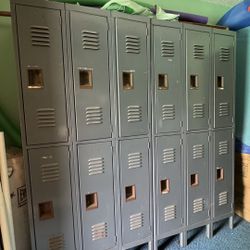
[66,5,118,250]
[111,12,153,250]
[151,20,185,249]
[11,0,76,249]
[183,23,212,239]
[211,29,236,233]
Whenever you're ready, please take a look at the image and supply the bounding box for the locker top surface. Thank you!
[151,18,182,29]
[65,2,110,17]
[11,0,64,10]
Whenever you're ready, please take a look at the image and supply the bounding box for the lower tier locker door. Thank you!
[213,129,233,218]
[156,135,183,236]
[28,147,75,250]
[187,132,210,226]
[78,142,116,250]
[119,138,151,245]
[16,6,68,145]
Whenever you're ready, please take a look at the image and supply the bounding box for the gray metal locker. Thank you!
[69,10,112,141]
[78,142,116,250]
[186,132,210,226]
[16,5,68,145]
[152,21,182,134]
[28,146,75,250]
[119,138,151,245]
[185,25,211,131]
[155,135,183,236]
[213,129,234,219]
[114,15,149,137]
[213,31,235,129]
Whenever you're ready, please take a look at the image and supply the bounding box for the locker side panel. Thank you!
[153,25,182,134]
[213,130,233,218]
[116,19,149,137]
[214,34,234,128]
[119,138,151,245]
[28,147,75,250]
[70,12,112,141]
[186,29,210,131]
[187,132,210,225]
[16,6,68,145]
[78,142,116,250]
[156,135,183,235]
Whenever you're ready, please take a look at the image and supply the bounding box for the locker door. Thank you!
[186,29,210,131]
[214,34,234,128]
[213,130,233,218]
[116,19,149,137]
[119,138,151,245]
[187,132,210,225]
[16,6,68,145]
[78,142,116,250]
[156,135,182,235]
[28,147,75,250]
[153,25,182,134]
[70,12,112,141]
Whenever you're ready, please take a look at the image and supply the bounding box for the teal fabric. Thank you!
[236,27,250,146]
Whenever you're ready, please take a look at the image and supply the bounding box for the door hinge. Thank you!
[180,138,183,145]
[208,135,211,142]
[146,28,149,37]
[181,217,184,224]
[208,209,211,217]
[148,141,151,149]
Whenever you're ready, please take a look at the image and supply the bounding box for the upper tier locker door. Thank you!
[186,28,210,131]
[153,25,182,134]
[70,12,112,141]
[214,33,234,128]
[213,129,233,218]
[119,138,151,245]
[28,147,75,250]
[78,142,116,250]
[156,135,182,235]
[187,132,209,226]
[16,6,68,145]
[116,19,149,137]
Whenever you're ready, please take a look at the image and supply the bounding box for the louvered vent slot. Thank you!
[49,234,64,250]
[91,222,108,241]
[41,163,60,183]
[193,198,204,213]
[193,44,205,59]
[85,107,103,125]
[220,47,230,62]
[88,157,104,175]
[128,152,142,169]
[219,141,228,155]
[31,25,50,47]
[193,144,204,159]
[164,205,176,222]
[82,30,99,50]
[127,105,142,123]
[193,104,205,118]
[161,41,174,57]
[125,35,140,54]
[162,104,175,120]
[218,191,228,206]
[129,213,144,230]
[162,148,176,164]
[219,102,229,117]
[36,108,56,128]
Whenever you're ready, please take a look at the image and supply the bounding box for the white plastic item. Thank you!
[7,148,30,250]
[0,132,16,250]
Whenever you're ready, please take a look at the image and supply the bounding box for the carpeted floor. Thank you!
[132,216,250,250]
